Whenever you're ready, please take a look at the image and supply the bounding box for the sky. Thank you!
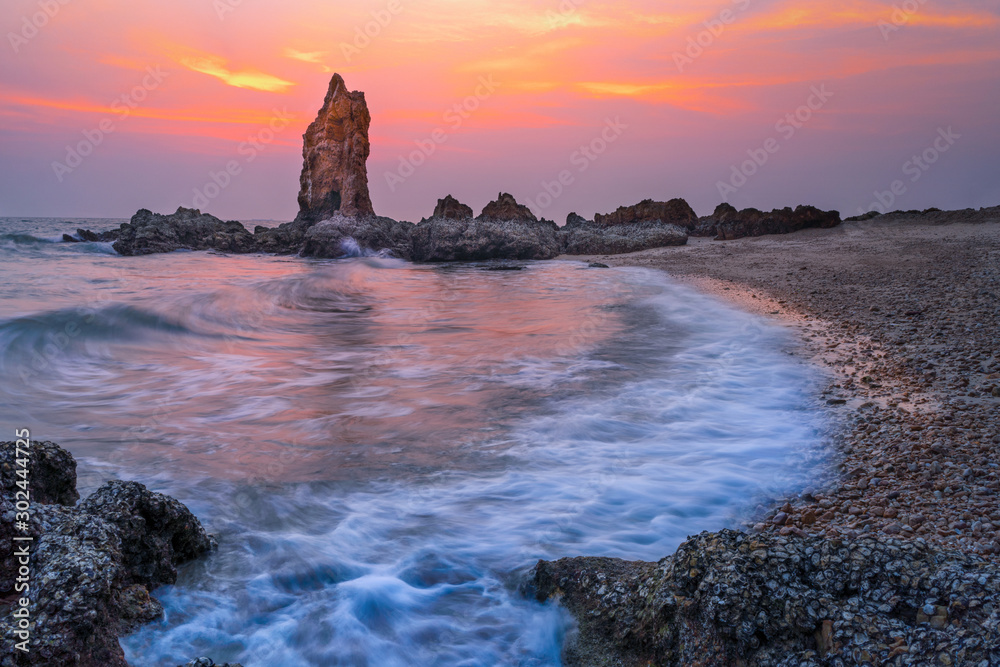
[1,0,998,224]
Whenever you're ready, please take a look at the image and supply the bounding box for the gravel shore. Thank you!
[562,214,1000,559]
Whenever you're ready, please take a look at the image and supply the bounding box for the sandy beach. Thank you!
[564,216,1000,558]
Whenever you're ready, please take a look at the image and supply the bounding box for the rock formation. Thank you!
[529,529,1000,666]
[846,205,1000,225]
[299,213,414,259]
[562,200,693,255]
[112,208,257,256]
[432,195,474,220]
[412,218,562,262]
[0,441,221,667]
[62,229,118,243]
[694,204,841,240]
[478,192,538,222]
[562,213,688,255]
[411,193,560,261]
[593,198,699,230]
[295,73,374,223]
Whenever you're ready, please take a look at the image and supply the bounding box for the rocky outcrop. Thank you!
[478,192,538,222]
[411,218,562,262]
[432,195,474,220]
[593,198,699,231]
[562,212,688,255]
[112,208,257,256]
[0,440,78,507]
[530,529,1000,667]
[62,229,118,243]
[412,193,560,261]
[299,214,414,259]
[851,205,1000,225]
[296,73,374,223]
[695,204,841,240]
[176,660,244,667]
[0,441,218,667]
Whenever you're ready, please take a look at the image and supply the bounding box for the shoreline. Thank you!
[558,217,1000,558]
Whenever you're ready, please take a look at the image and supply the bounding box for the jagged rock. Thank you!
[299,214,414,259]
[112,208,257,256]
[432,195,474,220]
[411,193,559,261]
[844,210,883,222]
[253,220,310,255]
[0,442,216,667]
[1,440,78,507]
[61,229,119,243]
[296,73,374,223]
[871,205,1000,225]
[411,218,561,262]
[478,192,537,222]
[79,481,215,589]
[562,216,688,255]
[177,660,244,667]
[593,198,698,231]
[694,204,841,240]
[530,529,1000,666]
[561,199,693,255]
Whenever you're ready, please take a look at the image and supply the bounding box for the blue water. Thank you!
[0,217,830,666]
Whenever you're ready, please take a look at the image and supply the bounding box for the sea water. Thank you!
[0,218,830,666]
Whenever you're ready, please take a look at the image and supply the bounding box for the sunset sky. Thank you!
[1,0,998,223]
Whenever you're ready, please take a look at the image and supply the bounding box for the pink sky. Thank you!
[1,0,998,223]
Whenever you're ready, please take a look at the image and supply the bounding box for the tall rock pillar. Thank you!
[295,73,374,223]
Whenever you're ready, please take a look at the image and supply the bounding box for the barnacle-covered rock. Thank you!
[530,529,1000,666]
[0,442,217,667]
[0,440,79,507]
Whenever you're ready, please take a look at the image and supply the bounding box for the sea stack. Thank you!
[296,73,375,223]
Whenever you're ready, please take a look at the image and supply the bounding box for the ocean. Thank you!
[0,217,830,666]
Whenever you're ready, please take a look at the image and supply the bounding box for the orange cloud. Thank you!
[284,48,332,72]
[740,0,1000,32]
[180,54,295,93]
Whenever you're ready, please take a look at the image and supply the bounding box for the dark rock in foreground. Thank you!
[0,440,78,507]
[296,73,374,223]
[432,195,474,220]
[112,207,257,256]
[177,659,244,667]
[299,214,414,259]
[696,204,841,240]
[530,529,1000,666]
[412,194,560,261]
[562,212,688,255]
[0,441,218,667]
